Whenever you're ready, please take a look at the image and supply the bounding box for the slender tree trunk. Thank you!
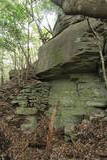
[30,0,48,43]
[14,52,17,70]
[1,67,4,86]
[0,51,4,85]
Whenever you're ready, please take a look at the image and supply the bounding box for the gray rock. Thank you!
[16,107,37,115]
[52,0,107,19]
[87,101,107,109]
[48,74,107,133]
[13,81,51,131]
[36,18,103,79]
[53,14,84,36]
[21,116,37,131]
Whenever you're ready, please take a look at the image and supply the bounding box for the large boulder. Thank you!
[53,14,84,36]
[36,18,104,79]
[52,0,107,19]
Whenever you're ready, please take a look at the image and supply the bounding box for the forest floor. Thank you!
[0,79,107,160]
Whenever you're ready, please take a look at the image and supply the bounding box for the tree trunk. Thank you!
[0,52,4,85]
[52,0,107,19]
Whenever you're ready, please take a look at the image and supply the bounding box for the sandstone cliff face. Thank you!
[13,2,107,139]
[34,10,107,135]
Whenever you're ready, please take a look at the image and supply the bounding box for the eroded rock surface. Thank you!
[52,0,107,19]
[36,18,104,79]
[48,73,107,136]
[53,14,84,36]
[11,7,107,140]
[12,81,50,131]
[34,13,107,138]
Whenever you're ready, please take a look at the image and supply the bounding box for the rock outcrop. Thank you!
[34,2,107,137]
[13,1,107,139]
[53,14,84,36]
[36,18,104,79]
[52,0,107,19]
[12,81,50,131]
[49,74,107,135]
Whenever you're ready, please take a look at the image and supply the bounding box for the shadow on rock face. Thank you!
[52,0,63,6]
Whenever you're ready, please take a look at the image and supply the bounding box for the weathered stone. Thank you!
[20,89,31,93]
[10,7,107,138]
[48,74,107,131]
[36,18,103,79]
[17,96,26,101]
[52,0,107,19]
[13,81,51,131]
[18,101,28,108]
[16,107,37,115]
[11,100,19,105]
[53,14,84,36]
[86,101,107,109]
[21,116,37,131]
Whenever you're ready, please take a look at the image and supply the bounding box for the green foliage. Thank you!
[0,0,58,84]
[36,0,58,13]
[0,0,27,21]
[0,0,27,48]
